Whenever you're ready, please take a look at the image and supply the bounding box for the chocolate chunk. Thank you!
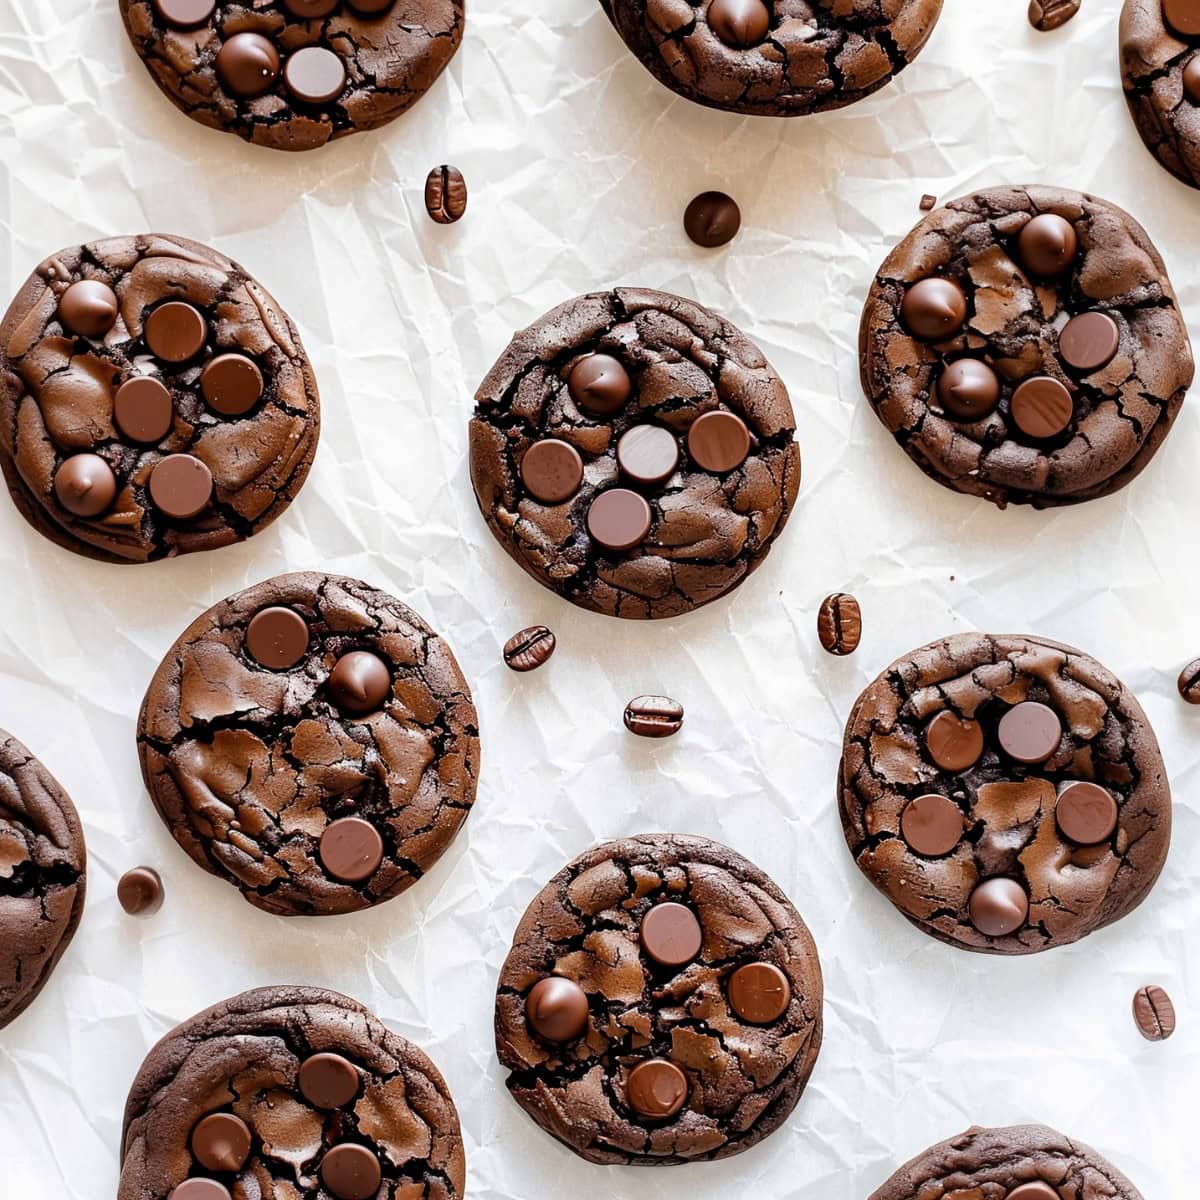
[900,277,968,341]
[245,607,310,670]
[617,424,679,485]
[817,592,862,656]
[502,625,556,672]
[1059,312,1119,373]
[968,877,1029,937]
[114,377,173,444]
[1178,657,1200,703]
[215,33,280,98]
[54,454,116,517]
[640,901,702,966]
[525,977,589,1043]
[1010,376,1073,439]
[1185,57,1200,105]
[425,165,468,224]
[201,353,264,416]
[727,962,790,1024]
[900,794,964,857]
[626,1059,687,1120]
[59,279,118,337]
[686,409,750,473]
[1055,781,1117,845]
[299,1052,361,1108]
[683,191,741,247]
[919,194,936,211]
[191,1112,252,1172]
[937,358,1000,420]
[321,1144,383,1200]
[148,454,213,519]
[284,46,347,105]
[998,700,1061,764]
[152,0,214,28]
[520,438,583,504]
[1028,0,1080,29]
[169,1183,230,1200]
[924,711,984,772]
[1132,984,1176,1041]
[144,301,207,364]
[1017,213,1077,277]
[319,817,384,883]
[327,651,391,714]
[1163,0,1200,35]
[587,488,651,551]
[117,866,164,916]
[567,353,631,416]
[623,695,684,738]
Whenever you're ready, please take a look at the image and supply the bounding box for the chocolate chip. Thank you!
[1017,213,1077,277]
[424,165,468,224]
[54,454,116,517]
[1006,1184,1061,1200]
[998,700,1061,764]
[937,358,1000,420]
[919,194,936,211]
[1178,657,1200,703]
[201,353,263,416]
[346,0,395,12]
[144,301,207,364]
[727,962,790,1024]
[900,277,968,341]
[626,1059,687,1120]
[1010,376,1073,438]
[327,651,392,715]
[1059,312,1119,373]
[520,438,583,504]
[568,353,631,416]
[114,377,173,444]
[687,410,750,473]
[191,1112,252,1172]
[117,866,164,916]
[683,191,741,247]
[1132,984,1176,1041]
[968,877,1029,937]
[617,425,679,485]
[817,592,862,656]
[59,279,118,337]
[284,46,347,105]
[587,489,652,551]
[299,1052,361,1109]
[900,794,964,857]
[320,1144,382,1200]
[245,607,310,670]
[503,625,556,672]
[169,1183,231,1200]
[148,454,213,519]
[924,712,984,772]
[707,0,770,48]
[1027,0,1080,30]
[624,695,684,738]
[216,32,280,98]
[152,0,215,29]
[319,818,384,883]
[1163,0,1200,36]
[1185,57,1200,104]
[1055,781,1117,845]
[283,0,338,17]
[640,902,702,966]
[525,977,589,1043]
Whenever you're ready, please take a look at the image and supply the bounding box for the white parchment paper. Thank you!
[0,0,1196,1194]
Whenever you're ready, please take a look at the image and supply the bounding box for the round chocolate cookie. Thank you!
[1121,0,1200,189]
[0,234,319,563]
[839,633,1171,955]
[870,1124,1144,1200]
[119,0,462,152]
[860,186,1192,507]
[118,985,466,1200]
[0,731,87,1030]
[469,289,800,620]
[494,833,823,1165]
[136,572,479,917]
[599,0,944,116]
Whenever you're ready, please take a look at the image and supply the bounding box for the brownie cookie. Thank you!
[860,186,1192,507]
[118,985,466,1200]
[119,0,462,152]
[136,572,479,917]
[599,0,944,116]
[870,1124,1144,1200]
[1121,0,1200,188]
[0,234,319,563]
[469,289,800,620]
[0,731,87,1030]
[839,633,1171,955]
[494,833,823,1165]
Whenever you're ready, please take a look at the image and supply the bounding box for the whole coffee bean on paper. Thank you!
[1178,658,1200,703]
[425,165,468,224]
[1132,985,1176,1041]
[1028,0,1080,30]
[817,593,862,656]
[503,625,556,672]
[624,695,684,738]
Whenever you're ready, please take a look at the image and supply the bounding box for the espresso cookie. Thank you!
[118,985,466,1200]
[1121,0,1200,188]
[137,572,479,917]
[494,833,823,1165]
[469,289,800,620]
[870,1124,1144,1200]
[599,0,944,116]
[839,633,1170,955]
[0,731,87,1030]
[0,234,319,563]
[120,0,462,152]
[860,186,1192,507]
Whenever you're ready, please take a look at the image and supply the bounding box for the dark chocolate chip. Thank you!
[520,438,583,504]
[216,32,281,98]
[937,358,1000,420]
[284,46,347,105]
[587,489,651,551]
[623,695,684,738]
[59,279,118,337]
[727,962,790,1024]
[282,0,338,17]
[900,794,964,857]
[1010,376,1073,438]
[707,0,769,48]
[319,818,384,883]
[1006,1185,1061,1200]
[687,410,750,473]
[191,1112,252,1173]
[1185,57,1200,104]
[683,191,741,247]
[54,454,116,517]
[201,353,264,416]
[924,711,984,772]
[525,977,589,1043]
[327,651,391,715]
[299,1053,361,1109]
[817,592,862,656]
[1059,312,1119,373]
[617,425,679,485]
[320,1144,382,1200]
[144,301,207,364]
[503,625,556,672]
[900,277,968,341]
[169,1183,231,1200]
[118,866,164,916]
[568,354,631,416]
[152,0,215,29]
[626,1059,687,1120]
[345,0,395,12]
[1163,0,1200,36]
[968,877,1029,937]
[998,700,1061,764]
[148,454,213,519]
[424,165,468,224]
[1017,213,1077,277]
[245,607,310,670]
[1055,781,1118,845]
[640,901,702,966]
[114,377,173,444]
[1132,984,1176,1041]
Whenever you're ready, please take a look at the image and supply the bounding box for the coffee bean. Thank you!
[1177,657,1200,704]
[817,593,862,656]
[425,165,468,224]
[503,625,556,672]
[1028,0,1080,30]
[624,695,683,738]
[1132,984,1176,1041]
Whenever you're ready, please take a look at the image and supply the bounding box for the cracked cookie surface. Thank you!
[839,633,1170,955]
[494,833,823,1165]
[469,289,800,620]
[119,0,463,152]
[870,1124,1144,1199]
[860,185,1192,507]
[0,731,87,1030]
[599,0,944,116]
[118,985,466,1200]
[137,572,479,917]
[0,234,319,563]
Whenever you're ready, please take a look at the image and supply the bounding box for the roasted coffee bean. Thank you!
[1178,657,1200,704]
[424,165,468,224]
[624,695,684,738]
[1028,0,1080,30]
[1132,985,1176,1041]
[817,593,862,656]
[503,625,556,672]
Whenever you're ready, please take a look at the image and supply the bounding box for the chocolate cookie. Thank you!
[599,0,944,116]
[119,0,462,152]
[118,985,466,1200]
[469,289,800,620]
[1121,0,1200,188]
[860,186,1192,507]
[0,731,87,1030]
[136,572,479,917]
[0,234,319,563]
[494,833,823,1165]
[870,1124,1144,1200]
[839,633,1171,955]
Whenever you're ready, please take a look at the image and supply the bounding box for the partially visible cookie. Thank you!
[860,185,1192,507]
[870,1124,1144,1199]
[494,833,823,1165]
[118,985,466,1200]
[0,234,319,563]
[599,0,944,116]
[137,572,479,917]
[0,730,87,1030]
[839,633,1171,955]
[1121,0,1200,188]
